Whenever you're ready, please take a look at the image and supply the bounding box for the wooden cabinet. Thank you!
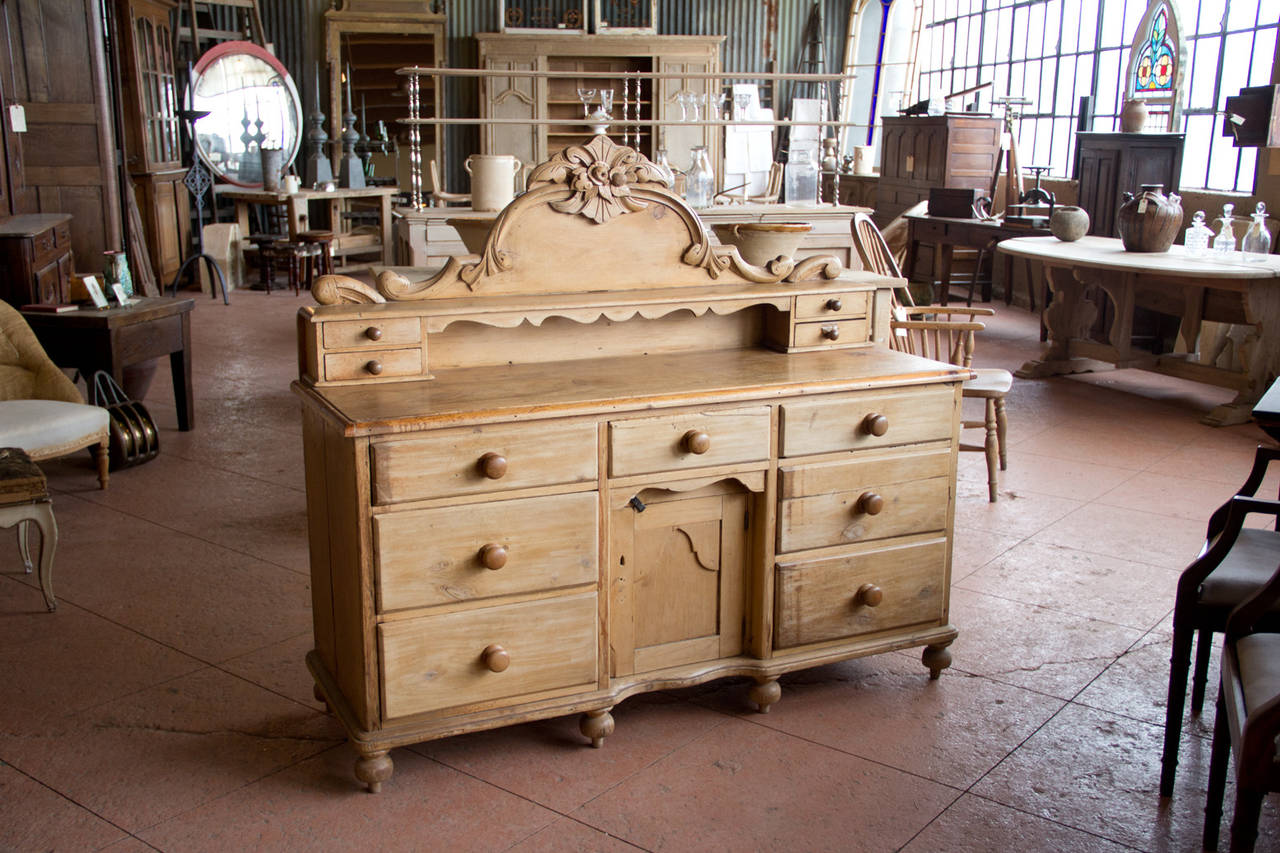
[1073,132,1185,237]
[476,33,723,171]
[296,136,964,792]
[0,213,74,305]
[875,116,1003,226]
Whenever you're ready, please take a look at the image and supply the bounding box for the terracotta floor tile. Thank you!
[573,717,958,853]
[971,702,1279,851]
[1145,435,1273,486]
[691,655,1064,790]
[98,837,161,852]
[0,583,203,733]
[504,817,643,852]
[0,667,340,833]
[1011,421,1181,470]
[956,540,1178,630]
[218,632,318,708]
[952,486,1082,539]
[38,498,311,663]
[958,449,1137,503]
[137,745,559,853]
[946,588,1144,700]
[949,523,1022,581]
[0,762,129,850]
[900,793,1132,852]
[414,692,729,814]
[1033,501,1207,571]
[1094,469,1246,523]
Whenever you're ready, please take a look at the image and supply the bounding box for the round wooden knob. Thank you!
[478,452,507,479]
[821,324,840,340]
[857,492,884,515]
[682,429,711,455]
[479,543,508,570]
[365,360,383,376]
[826,298,843,312]
[856,583,883,607]
[862,413,889,436]
[364,326,383,341]
[481,644,510,673]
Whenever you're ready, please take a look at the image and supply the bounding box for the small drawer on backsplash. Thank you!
[322,317,422,350]
[323,348,423,382]
[792,318,870,348]
[794,292,868,320]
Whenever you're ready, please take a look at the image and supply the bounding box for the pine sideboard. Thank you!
[296,136,966,791]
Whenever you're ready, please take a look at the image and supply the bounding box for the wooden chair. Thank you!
[1161,445,1280,798]
[429,159,471,207]
[714,161,783,205]
[854,212,1011,501]
[1202,510,1280,851]
[0,447,57,610]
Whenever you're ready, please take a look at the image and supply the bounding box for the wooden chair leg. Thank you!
[1161,619,1196,796]
[1229,788,1264,853]
[995,396,1007,471]
[1191,626,1215,714]
[95,441,109,489]
[984,397,998,502]
[1203,688,1231,849]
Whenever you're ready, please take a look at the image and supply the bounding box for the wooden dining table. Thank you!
[998,235,1280,426]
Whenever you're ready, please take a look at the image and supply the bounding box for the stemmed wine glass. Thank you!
[675,91,691,122]
[598,89,614,118]
[710,92,728,121]
[577,88,596,119]
[733,92,752,121]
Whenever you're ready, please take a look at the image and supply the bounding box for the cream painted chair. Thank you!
[429,159,471,207]
[0,301,109,490]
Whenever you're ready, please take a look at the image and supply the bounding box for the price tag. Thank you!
[1137,198,1148,214]
[8,104,26,133]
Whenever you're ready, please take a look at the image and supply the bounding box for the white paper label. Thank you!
[8,104,26,133]
[1137,198,1148,214]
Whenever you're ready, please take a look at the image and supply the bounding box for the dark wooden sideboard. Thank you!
[1072,132,1184,237]
[0,213,74,306]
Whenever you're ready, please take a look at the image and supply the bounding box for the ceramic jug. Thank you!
[465,154,522,212]
[1120,98,1148,133]
[1116,184,1182,253]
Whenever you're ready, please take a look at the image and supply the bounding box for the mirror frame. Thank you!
[188,40,303,188]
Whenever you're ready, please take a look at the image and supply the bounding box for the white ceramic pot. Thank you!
[711,222,812,266]
[465,154,522,212]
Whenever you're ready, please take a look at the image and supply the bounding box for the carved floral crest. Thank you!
[526,134,672,225]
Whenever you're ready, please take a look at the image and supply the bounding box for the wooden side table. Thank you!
[0,213,74,305]
[0,447,57,611]
[22,297,195,430]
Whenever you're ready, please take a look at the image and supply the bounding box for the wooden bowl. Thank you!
[711,222,812,266]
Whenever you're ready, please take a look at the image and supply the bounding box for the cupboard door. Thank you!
[609,483,751,676]
[483,55,540,167]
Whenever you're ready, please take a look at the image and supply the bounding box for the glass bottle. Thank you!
[785,148,818,207]
[684,145,713,209]
[653,148,675,188]
[1213,203,1237,257]
[1184,210,1213,258]
[1242,202,1272,262]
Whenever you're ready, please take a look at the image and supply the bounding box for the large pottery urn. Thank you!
[1116,184,1182,253]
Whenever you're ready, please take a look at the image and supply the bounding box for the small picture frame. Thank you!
[80,275,110,309]
[500,0,587,33]
[594,0,656,33]
[110,283,135,307]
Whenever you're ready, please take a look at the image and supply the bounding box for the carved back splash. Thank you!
[312,135,842,305]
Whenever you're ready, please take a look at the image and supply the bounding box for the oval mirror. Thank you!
[188,41,302,188]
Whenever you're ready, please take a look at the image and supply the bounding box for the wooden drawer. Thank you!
[322,316,421,350]
[371,420,597,505]
[324,348,423,382]
[778,447,951,552]
[31,226,59,267]
[779,386,955,457]
[379,591,598,718]
[608,406,770,477]
[774,535,947,648]
[374,491,598,612]
[793,318,870,348]
[795,291,868,320]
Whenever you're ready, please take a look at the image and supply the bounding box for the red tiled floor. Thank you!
[3,292,1277,851]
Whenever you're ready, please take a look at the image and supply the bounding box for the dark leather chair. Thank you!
[1202,532,1280,851]
[1161,453,1280,797]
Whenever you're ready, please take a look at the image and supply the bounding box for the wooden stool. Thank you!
[247,233,280,291]
[270,242,323,296]
[0,447,57,611]
[298,230,334,276]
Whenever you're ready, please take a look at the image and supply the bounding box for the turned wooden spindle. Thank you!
[478,452,507,479]
[482,643,510,672]
[862,412,889,436]
[365,359,383,375]
[479,542,508,570]
[825,297,843,311]
[856,582,883,607]
[580,708,615,748]
[364,326,383,341]
[820,324,840,340]
[856,491,884,515]
[682,429,711,454]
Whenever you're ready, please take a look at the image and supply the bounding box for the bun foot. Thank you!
[749,677,781,713]
[580,708,614,748]
[355,750,393,793]
[922,643,953,679]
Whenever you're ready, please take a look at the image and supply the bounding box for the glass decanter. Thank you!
[684,145,714,209]
[1242,202,1272,262]
[1213,203,1237,256]
[784,149,818,207]
[1184,210,1212,258]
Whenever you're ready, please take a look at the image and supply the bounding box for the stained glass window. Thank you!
[1133,5,1178,94]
